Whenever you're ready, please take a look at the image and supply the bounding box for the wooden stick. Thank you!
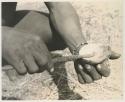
[2,54,90,71]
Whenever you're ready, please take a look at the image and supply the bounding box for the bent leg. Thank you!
[14,11,67,51]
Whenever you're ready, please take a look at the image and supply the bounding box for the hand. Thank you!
[74,50,120,84]
[79,43,120,64]
[2,26,54,75]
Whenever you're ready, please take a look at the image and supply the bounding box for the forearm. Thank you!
[45,2,87,53]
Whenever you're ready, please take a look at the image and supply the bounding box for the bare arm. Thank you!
[45,2,87,53]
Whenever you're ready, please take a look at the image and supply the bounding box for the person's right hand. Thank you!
[2,26,53,75]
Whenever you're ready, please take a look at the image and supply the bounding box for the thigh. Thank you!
[15,11,67,51]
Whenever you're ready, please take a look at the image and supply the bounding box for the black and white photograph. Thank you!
[1,0,123,100]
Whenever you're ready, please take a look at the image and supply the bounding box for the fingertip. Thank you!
[85,79,93,84]
[27,68,39,74]
[47,62,55,73]
[96,63,110,77]
[16,69,27,75]
[78,74,85,84]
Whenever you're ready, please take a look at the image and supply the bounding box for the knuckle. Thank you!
[11,47,20,54]
[24,41,34,48]
[33,36,41,42]
[85,64,92,72]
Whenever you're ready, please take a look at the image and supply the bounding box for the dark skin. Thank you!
[2,2,120,83]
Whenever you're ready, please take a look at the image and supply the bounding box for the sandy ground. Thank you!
[2,0,123,100]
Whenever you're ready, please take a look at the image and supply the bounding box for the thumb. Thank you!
[109,51,121,60]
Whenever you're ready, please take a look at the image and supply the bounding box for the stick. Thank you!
[2,54,90,71]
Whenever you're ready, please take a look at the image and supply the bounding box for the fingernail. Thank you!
[85,64,91,70]
[47,62,54,73]
[79,65,83,70]
[50,67,54,73]
[97,64,101,69]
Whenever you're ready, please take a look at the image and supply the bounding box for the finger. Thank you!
[79,59,102,80]
[77,73,85,84]
[77,64,93,83]
[23,52,39,74]
[3,48,27,75]
[31,44,54,73]
[32,51,51,71]
[38,42,54,73]
[74,61,85,84]
[109,51,121,60]
[96,60,110,77]
[84,64,102,80]
[5,68,18,81]
[12,58,27,75]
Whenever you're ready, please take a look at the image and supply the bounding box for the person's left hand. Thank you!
[74,49,120,84]
[78,43,113,64]
[74,60,108,83]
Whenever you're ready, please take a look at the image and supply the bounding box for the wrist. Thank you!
[70,42,88,55]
